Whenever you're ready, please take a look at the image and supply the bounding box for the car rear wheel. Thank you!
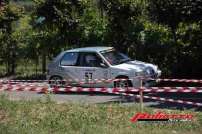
[49,76,65,87]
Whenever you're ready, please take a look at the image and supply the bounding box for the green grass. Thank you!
[0,95,202,134]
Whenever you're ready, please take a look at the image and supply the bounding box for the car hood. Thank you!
[112,60,158,73]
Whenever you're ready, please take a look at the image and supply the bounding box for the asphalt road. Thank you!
[0,90,123,104]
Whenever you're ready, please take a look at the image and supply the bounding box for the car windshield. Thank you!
[101,49,131,65]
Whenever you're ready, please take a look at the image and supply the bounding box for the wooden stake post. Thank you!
[139,79,144,112]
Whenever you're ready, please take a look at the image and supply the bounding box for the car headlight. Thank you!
[157,70,162,77]
[145,67,155,76]
[135,71,145,76]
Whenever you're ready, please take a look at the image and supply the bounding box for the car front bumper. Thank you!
[143,79,159,87]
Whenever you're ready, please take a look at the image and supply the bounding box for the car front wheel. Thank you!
[114,77,132,88]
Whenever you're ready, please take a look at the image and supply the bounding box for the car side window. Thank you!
[60,52,79,66]
[80,53,102,67]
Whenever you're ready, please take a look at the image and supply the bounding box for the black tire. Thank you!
[114,76,132,88]
[114,76,133,102]
[49,76,65,87]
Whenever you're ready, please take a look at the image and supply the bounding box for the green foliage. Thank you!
[0,0,202,78]
[149,0,202,42]
[149,0,183,30]
[173,23,202,77]
[0,2,24,74]
[103,0,144,53]
[136,21,174,76]
[34,0,84,45]
[79,0,107,45]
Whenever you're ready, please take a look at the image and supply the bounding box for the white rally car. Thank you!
[47,47,161,87]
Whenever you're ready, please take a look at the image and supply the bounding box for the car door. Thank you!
[75,52,111,87]
[59,52,80,86]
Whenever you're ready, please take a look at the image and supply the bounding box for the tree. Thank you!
[103,0,143,54]
[149,0,184,43]
[180,0,202,23]
[149,0,202,43]
[149,0,202,77]
[33,0,86,73]
[0,1,23,74]
[79,0,107,45]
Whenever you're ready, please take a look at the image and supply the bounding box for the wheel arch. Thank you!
[49,75,63,80]
[115,75,129,79]
[114,75,133,87]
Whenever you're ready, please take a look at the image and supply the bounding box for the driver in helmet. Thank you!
[85,55,99,67]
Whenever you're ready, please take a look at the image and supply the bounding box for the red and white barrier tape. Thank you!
[1,84,202,93]
[142,96,202,106]
[1,77,202,84]
[140,87,202,93]
[0,78,138,83]
[113,92,202,107]
[157,79,202,83]
[0,78,128,85]
[0,84,202,106]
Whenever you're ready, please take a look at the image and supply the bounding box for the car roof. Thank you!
[65,46,114,53]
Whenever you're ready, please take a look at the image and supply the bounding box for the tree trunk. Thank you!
[35,56,39,75]
[6,60,10,75]
[171,28,177,44]
[42,52,46,74]
[11,55,16,74]
[10,42,17,75]
[99,0,104,19]
[6,42,11,75]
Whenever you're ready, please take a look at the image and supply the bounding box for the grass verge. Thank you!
[0,95,201,134]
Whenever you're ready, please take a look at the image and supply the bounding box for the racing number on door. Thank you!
[85,72,93,81]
